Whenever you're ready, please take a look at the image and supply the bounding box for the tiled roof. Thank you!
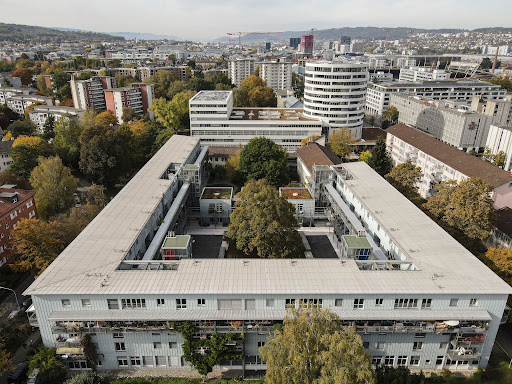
[296,143,341,173]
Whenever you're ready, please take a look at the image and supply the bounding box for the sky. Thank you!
[0,0,511,41]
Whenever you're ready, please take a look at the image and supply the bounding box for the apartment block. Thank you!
[5,94,53,116]
[0,141,13,173]
[485,125,512,171]
[258,61,293,91]
[227,58,255,88]
[70,76,117,111]
[138,66,189,82]
[366,80,506,116]
[399,67,450,82]
[104,83,154,123]
[0,87,29,105]
[28,105,84,132]
[189,91,322,152]
[386,124,512,208]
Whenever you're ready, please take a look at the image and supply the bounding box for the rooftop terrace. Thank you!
[201,187,233,200]
[280,188,313,200]
[190,91,231,102]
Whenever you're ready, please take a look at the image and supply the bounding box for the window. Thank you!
[298,299,323,308]
[176,299,187,309]
[26,201,33,208]
[245,299,256,310]
[10,211,17,220]
[218,299,242,310]
[335,299,343,307]
[115,342,126,352]
[413,342,423,351]
[410,356,420,366]
[384,356,395,366]
[108,299,119,309]
[113,333,123,338]
[81,299,91,307]
[157,299,165,306]
[61,299,71,307]
[372,356,382,366]
[421,299,432,309]
[169,342,177,348]
[257,342,265,348]
[285,299,296,309]
[117,358,128,367]
[394,298,418,309]
[5,222,8,229]
[363,342,370,349]
[155,356,166,367]
[440,342,448,349]
[121,298,146,309]
[354,299,364,309]
[449,298,458,307]
[153,342,162,349]
[375,298,384,306]
[436,356,444,365]
[397,356,407,366]
[143,356,153,367]
[198,298,206,307]
[130,356,141,366]
[470,298,478,307]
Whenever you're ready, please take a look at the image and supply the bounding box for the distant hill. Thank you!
[216,27,468,43]
[107,32,182,41]
[472,27,512,34]
[0,23,124,43]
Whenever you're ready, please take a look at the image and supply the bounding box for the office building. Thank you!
[258,61,293,91]
[386,124,512,208]
[366,80,506,116]
[104,83,154,123]
[70,76,117,111]
[303,60,369,139]
[399,67,450,82]
[189,91,322,152]
[28,105,84,132]
[300,35,314,57]
[227,58,255,88]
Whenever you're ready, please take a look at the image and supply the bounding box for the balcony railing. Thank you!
[446,350,481,361]
[357,324,435,334]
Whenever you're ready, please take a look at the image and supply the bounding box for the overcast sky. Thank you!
[1,0,511,40]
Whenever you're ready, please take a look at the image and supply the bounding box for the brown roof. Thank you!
[296,143,342,173]
[361,127,386,142]
[208,147,239,157]
[496,207,512,237]
[0,140,13,154]
[0,188,35,217]
[387,124,512,188]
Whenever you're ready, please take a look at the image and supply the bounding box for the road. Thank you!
[0,328,40,384]
[0,274,34,318]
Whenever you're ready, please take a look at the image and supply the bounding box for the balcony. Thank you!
[447,350,481,361]
[357,323,435,334]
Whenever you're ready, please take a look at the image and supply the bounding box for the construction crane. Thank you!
[226,31,283,52]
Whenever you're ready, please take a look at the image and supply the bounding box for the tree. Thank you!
[95,111,117,126]
[260,307,375,384]
[227,179,304,258]
[9,68,32,85]
[241,75,266,90]
[359,150,372,163]
[367,137,392,177]
[483,148,506,168]
[329,128,354,159]
[0,103,19,130]
[6,120,37,137]
[425,178,496,241]
[120,107,137,123]
[226,149,242,183]
[292,72,305,99]
[8,136,54,179]
[50,71,72,100]
[53,118,82,168]
[484,247,512,286]
[150,91,195,134]
[385,160,423,194]
[480,57,493,70]
[238,137,289,187]
[30,157,78,221]
[166,80,187,100]
[232,87,250,107]
[0,337,13,376]
[65,372,106,384]
[383,106,399,124]
[24,102,45,119]
[186,77,214,92]
[248,86,277,107]
[29,346,67,384]
[42,115,56,140]
[127,120,160,166]
[146,70,176,99]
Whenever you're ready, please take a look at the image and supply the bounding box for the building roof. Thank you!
[162,235,191,249]
[230,108,316,122]
[201,187,233,200]
[280,188,313,200]
[0,187,35,217]
[296,142,342,173]
[0,140,13,154]
[343,236,371,248]
[387,124,512,188]
[361,127,386,142]
[371,80,503,89]
[208,147,239,157]
[190,91,231,102]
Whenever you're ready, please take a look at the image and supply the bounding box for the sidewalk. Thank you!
[0,328,40,384]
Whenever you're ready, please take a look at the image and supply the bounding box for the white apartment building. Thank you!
[189,91,322,152]
[70,76,117,111]
[369,72,393,83]
[391,94,491,151]
[386,124,512,209]
[0,87,30,105]
[5,94,53,116]
[28,105,84,132]
[303,60,369,139]
[258,61,292,91]
[485,125,512,171]
[227,58,255,88]
[368,57,389,68]
[395,57,417,68]
[104,83,154,124]
[25,135,512,373]
[399,67,450,82]
[0,141,13,172]
[366,80,506,116]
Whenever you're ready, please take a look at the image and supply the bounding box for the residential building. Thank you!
[5,95,53,116]
[471,94,512,127]
[485,125,512,171]
[28,105,84,132]
[138,66,189,82]
[369,72,393,83]
[189,91,323,152]
[0,186,37,267]
[303,60,369,139]
[279,187,315,224]
[70,76,117,111]
[399,67,450,82]
[0,87,29,106]
[300,35,314,57]
[0,76,21,88]
[258,61,293,91]
[104,83,154,123]
[199,187,233,226]
[0,141,14,173]
[391,94,491,151]
[366,80,506,116]
[227,58,255,88]
[207,147,239,168]
[386,124,512,208]
[395,57,417,68]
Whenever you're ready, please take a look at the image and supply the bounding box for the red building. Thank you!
[301,34,314,56]
[0,186,37,267]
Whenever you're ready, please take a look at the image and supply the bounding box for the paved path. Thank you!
[0,274,34,319]
[496,324,512,360]
[0,329,40,384]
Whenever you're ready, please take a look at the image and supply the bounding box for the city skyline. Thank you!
[0,0,511,41]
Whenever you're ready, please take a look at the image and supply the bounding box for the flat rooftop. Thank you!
[201,187,233,200]
[162,235,191,249]
[230,108,318,122]
[343,236,371,248]
[372,80,503,88]
[190,90,231,103]
[280,188,313,200]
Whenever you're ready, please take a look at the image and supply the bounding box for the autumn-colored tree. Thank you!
[383,106,399,124]
[260,307,375,384]
[359,150,372,163]
[248,86,277,107]
[30,157,78,220]
[227,179,304,258]
[8,136,54,179]
[385,160,423,194]
[483,148,506,168]
[226,149,241,182]
[484,247,512,286]
[121,107,137,123]
[0,337,13,376]
[9,68,32,85]
[13,135,44,148]
[300,135,321,147]
[240,75,266,90]
[150,91,195,136]
[329,128,355,159]
[95,111,118,126]
[23,102,46,119]
[425,178,496,241]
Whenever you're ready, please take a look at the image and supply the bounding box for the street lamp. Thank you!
[0,285,20,311]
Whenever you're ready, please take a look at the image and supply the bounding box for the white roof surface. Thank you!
[25,149,512,297]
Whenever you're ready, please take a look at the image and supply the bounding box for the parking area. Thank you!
[192,235,223,258]
[307,235,338,259]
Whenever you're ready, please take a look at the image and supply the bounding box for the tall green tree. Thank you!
[8,136,54,179]
[53,118,82,168]
[367,137,392,177]
[385,160,423,194]
[150,91,195,139]
[6,120,36,137]
[51,71,72,101]
[42,115,56,140]
[238,137,289,187]
[425,178,496,241]
[30,157,78,220]
[260,307,375,384]
[29,346,67,384]
[227,179,304,258]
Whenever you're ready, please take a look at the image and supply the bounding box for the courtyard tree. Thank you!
[385,160,423,194]
[260,307,375,384]
[329,127,354,159]
[238,137,289,187]
[367,137,392,177]
[227,179,305,258]
[359,150,372,163]
[53,118,82,168]
[383,106,399,124]
[8,136,54,179]
[425,178,496,241]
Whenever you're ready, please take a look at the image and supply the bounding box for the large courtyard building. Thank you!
[26,134,511,374]
[189,91,322,152]
[303,60,369,139]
